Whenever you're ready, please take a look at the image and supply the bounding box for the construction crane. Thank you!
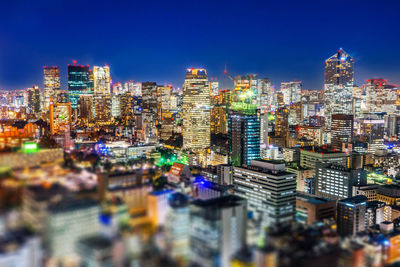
[224,64,234,81]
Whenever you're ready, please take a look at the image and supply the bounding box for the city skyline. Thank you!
[1,0,400,90]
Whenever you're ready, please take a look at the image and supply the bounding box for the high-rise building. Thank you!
[232,74,258,105]
[364,78,398,113]
[79,95,93,122]
[359,113,385,153]
[49,102,72,135]
[337,195,367,236]
[257,78,273,111]
[233,160,296,227]
[331,114,354,151]
[189,195,247,267]
[324,49,354,124]
[228,109,260,166]
[182,68,210,151]
[165,193,190,263]
[67,63,93,111]
[210,105,227,135]
[281,81,301,105]
[315,163,367,200]
[26,86,41,114]
[43,66,60,112]
[93,65,111,124]
[111,95,121,118]
[300,147,348,170]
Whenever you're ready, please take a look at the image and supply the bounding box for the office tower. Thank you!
[233,160,296,227]
[210,105,227,135]
[79,95,93,122]
[182,68,211,151]
[93,65,111,123]
[296,193,336,225]
[124,81,141,96]
[157,85,175,140]
[189,195,247,267]
[111,95,121,118]
[112,81,123,95]
[43,66,60,112]
[281,81,302,105]
[337,195,367,236]
[315,163,367,200]
[331,114,354,151]
[141,82,158,142]
[26,86,41,114]
[165,193,190,262]
[120,92,141,126]
[258,78,273,111]
[232,74,258,105]
[364,78,398,113]
[49,102,72,135]
[45,199,100,262]
[210,81,219,96]
[359,113,385,153]
[228,109,260,166]
[300,147,348,169]
[324,49,354,124]
[67,63,93,111]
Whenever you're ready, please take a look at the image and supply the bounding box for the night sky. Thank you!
[1,0,400,90]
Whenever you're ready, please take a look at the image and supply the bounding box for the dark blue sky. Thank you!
[1,0,400,90]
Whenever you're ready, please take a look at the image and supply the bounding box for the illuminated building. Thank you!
[331,114,354,151]
[26,86,41,114]
[165,193,190,262]
[93,65,111,123]
[364,78,398,113]
[67,63,93,111]
[124,80,141,96]
[337,195,367,236]
[315,163,367,200]
[210,105,227,135]
[157,85,176,139]
[0,122,39,149]
[281,81,301,105]
[147,189,174,228]
[359,113,385,153]
[210,81,219,96]
[112,81,123,95]
[386,233,400,265]
[111,95,121,118]
[189,195,247,267]
[79,95,93,122]
[324,49,354,124]
[141,82,158,142]
[273,107,289,146]
[233,74,258,105]
[258,78,273,111]
[300,148,348,170]
[233,160,296,226]
[352,184,379,201]
[49,102,71,135]
[376,185,400,206]
[296,193,336,225]
[45,199,100,263]
[228,108,260,166]
[182,68,211,151]
[43,66,60,112]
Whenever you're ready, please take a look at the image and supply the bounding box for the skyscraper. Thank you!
[43,66,60,112]
[67,63,93,112]
[93,65,111,123]
[324,49,354,124]
[228,109,260,166]
[364,78,398,113]
[26,86,41,114]
[182,68,210,151]
[331,114,354,151]
[49,102,72,135]
[189,195,247,267]
[280,81,302,105]
[233,160,296,227]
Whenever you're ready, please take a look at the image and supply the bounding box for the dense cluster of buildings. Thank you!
[1,48,400,266]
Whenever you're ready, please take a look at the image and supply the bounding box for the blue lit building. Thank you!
[67,64,93,110]
[228,109,260,166]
